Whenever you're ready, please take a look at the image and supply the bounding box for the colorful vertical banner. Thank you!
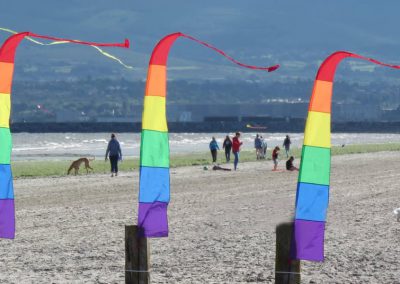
[0,32,129,239]
[138,32,279,237]
[293,51,400,261]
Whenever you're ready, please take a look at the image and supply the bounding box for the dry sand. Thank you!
[0,151,399,283]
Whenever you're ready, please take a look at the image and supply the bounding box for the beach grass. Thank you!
[12,143,400,178]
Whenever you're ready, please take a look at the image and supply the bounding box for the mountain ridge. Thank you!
[1,0,400,82]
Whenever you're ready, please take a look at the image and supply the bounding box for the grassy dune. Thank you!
[12,143,400,178]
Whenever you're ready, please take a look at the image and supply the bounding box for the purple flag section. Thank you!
[0,199,15,239]
[138,202,168,237]
[293,219,324,261]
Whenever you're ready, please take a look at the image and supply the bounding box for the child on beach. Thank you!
[272,146,280,171]
[286,156,299,171]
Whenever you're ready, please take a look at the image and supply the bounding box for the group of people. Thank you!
[210,132,242,170]
[106,132,297,177]
[209,133,298,171]
[254,134,268,159]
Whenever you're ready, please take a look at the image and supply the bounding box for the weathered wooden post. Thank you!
[125,225,150,284]
[275,222,300,284]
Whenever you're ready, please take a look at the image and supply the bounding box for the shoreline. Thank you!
[11,142,400,178]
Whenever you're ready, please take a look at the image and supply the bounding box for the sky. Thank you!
[1,0,400,82]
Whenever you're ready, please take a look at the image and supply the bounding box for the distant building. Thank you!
[128,102,383,123]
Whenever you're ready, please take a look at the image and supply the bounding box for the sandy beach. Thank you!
[0,151,399,283]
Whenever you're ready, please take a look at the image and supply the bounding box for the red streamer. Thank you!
[180,33,279,72]
[27,32,130,48]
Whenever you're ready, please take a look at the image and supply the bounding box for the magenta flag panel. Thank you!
[0,199,15,239]
[293,219,325,262]
[138,202,168,237]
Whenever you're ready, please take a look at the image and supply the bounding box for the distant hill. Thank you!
[1,0,400,83]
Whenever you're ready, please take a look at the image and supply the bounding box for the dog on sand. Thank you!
[67,157,94,175]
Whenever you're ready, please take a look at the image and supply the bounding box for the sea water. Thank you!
[11,132,400,161]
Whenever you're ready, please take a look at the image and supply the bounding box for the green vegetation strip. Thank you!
[11,143,400,178]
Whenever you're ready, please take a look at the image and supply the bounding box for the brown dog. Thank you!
[67,157,94,175]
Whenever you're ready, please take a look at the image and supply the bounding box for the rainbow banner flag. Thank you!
[138,32,279,237]
[0,32,128,239]
[293,51,400,261]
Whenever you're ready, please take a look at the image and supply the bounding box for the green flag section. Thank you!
[298,145,330,186]
[140,129,169,168]
[0,128,11,164]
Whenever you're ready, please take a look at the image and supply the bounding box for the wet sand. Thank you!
[0,151,399,283]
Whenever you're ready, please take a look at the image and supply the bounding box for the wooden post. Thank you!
[275,222,300,284]
[125,225,150,284]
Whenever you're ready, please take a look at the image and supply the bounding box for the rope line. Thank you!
[125,269,151,273]
[275,271,301,275]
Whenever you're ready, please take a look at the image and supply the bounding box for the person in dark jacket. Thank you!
[105,133,122,177]
[222,135,232,162]
[209,137,220,163]
[283,135,291,158]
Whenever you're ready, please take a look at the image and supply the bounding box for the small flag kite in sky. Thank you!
[0,28,133,69]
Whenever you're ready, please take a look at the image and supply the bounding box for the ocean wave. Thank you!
[10,132,400,161]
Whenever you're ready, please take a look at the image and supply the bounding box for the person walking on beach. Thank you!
[105,133,122,177]
[222,135,232,162]
[209,137,220,163]
[260,135,267,159]
[283,135,291,158]
[254,134,262,160]
[286,156,299,171]
[232,132,243,170]
[272,146,280,171]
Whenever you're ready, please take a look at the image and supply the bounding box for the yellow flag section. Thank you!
[142,96,168,132]
[303,111,331,148]
[0,94,10,128]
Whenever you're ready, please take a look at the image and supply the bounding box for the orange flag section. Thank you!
[308,80,333,113]
[0,62,14,94]
[0,93,11,128]
[142,96,168,132]
[303,111,331,148]
[145,65,166,97]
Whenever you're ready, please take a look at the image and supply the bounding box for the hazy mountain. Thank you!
[1,0,400,83]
